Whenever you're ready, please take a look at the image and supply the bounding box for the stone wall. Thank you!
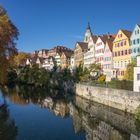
[75,83,140,113]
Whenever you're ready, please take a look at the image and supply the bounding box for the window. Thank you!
[118,42,120,47]
[125,50,127,55]
[137,39,140,44]
[124,40,126,46]
[133,40,136,45]
[138,30,139,34]
[121,50,124,55]
[137,74,140,80]
[138,48,140,53]
[118,51,120,56]
[134,48,136,53]
[121,42,123,46]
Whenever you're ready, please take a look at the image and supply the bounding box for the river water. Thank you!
[0,86,140,140]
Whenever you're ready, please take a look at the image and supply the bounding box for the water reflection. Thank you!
[0,95,17,140]
[1,86,140,140]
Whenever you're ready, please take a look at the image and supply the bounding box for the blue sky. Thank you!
[0,0,140,52]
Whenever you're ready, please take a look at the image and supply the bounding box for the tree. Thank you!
[89,63,101,80]
[13,52,30,67]
[124,60,136,81]
[0,5,19,85]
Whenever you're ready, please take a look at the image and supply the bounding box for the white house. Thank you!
[54,52,61,66]
[134,56,140,92]
[42,57,55,70]
[84,35,98,68]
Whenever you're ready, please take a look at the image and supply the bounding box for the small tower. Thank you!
[84,22,93,43]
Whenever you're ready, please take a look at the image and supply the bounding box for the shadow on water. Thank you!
[0,96,17,140]
[0,85,140,140]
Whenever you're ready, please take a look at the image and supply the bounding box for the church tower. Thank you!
[84,22,93,43]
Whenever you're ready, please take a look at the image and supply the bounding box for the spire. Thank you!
[87,22,91,30]
[84,22,93,43]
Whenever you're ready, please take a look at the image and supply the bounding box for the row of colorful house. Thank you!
[73,23,140,81]
[26,46,74,70]
[25,23,140,82]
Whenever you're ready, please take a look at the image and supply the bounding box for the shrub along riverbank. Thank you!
[5,64,133,91]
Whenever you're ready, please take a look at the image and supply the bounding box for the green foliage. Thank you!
[18,65,50,87]
[135,105,140,131]
[6,69,17,86]
[124,60,136,80]
[135,106,140,122]
[73,64,90,82]
[108,80,133,91]
[91,80,133,91]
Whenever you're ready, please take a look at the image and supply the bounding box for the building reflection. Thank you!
[1,86,140,140]
[42,95,140,140]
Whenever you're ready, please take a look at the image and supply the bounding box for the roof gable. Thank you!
[131,24,140,39]
[75,42,88,51]
[114,30,131,42]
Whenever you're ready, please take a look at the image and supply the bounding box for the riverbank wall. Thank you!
[75,83,140,114]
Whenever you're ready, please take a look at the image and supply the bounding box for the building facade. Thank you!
[42,56,55,70]
[74,42,88,67]
[95,35,108,69]
[112,30,132,80]
[134,56,140,92]
[60,51,73,69]
[55,52,61,66]
[103,40,114,81]
[84,36,98,68]
[70,55,75,72]
[130,24,140,59]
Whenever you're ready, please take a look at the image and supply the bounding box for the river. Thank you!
[0,86,140,140]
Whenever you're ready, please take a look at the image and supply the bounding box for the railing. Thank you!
[78,80,133,91]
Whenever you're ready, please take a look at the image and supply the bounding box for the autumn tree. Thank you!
[0,5,19,85]
[13,52,30,67]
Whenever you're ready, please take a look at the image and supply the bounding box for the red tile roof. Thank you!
[77,42,88,50]
[121,30,132,38]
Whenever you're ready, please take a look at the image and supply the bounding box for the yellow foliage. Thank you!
[13,52,30,66]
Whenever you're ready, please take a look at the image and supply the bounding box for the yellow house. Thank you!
[74,42,88,67]
[113,30,132,80]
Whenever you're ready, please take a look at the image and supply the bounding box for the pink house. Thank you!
[103,37,115,81]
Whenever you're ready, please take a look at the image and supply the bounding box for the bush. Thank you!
[98,75,106,83]
[135,106,140,121]
[108,80,133,91]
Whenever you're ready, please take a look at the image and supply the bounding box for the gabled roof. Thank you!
[77,42,88,50]
[121,30,132,38]
[137,24,140,28]
[62,51,74,58]
[105,35,116,52]
[91,35,98,43]
[106,40,113,52]
[100,35,109,44]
